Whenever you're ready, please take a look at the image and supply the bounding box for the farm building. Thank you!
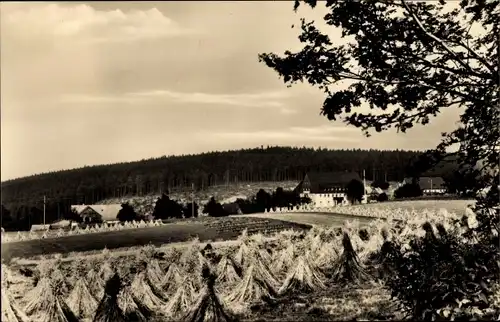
[419,177,447,195]
[295,171,363,207]
[49,219,73,229]
[71,204,122,223]
[402,176,447,195]
[30,224,50,232]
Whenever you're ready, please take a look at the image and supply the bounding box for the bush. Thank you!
[203,197,228,217]
[394,183,422,199]
[116,203,139,222]
[376,192,388,202]
[382,222,500,320]
[152,194,184,219]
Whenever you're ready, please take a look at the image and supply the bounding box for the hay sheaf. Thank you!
[215,255,243,289]
[24,277,78,322]
[93,273,127,322]
[331,232,371,285]
[130,271,167,314]
[146,259,164,286]
[99,261,115,282]
[233,243,250,268]
[183,267,237,322]
[270,244,296,277]
[1,287,29,322]
[66,278,98,319]
[117,286,149,322]
[162,263,184,296]
[313,241,340,272]
[164,276,197,318]
[86,268,106,301]
[225,264,277,312]
[277,255,326,296]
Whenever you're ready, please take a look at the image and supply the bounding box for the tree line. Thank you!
[0,146,459,230]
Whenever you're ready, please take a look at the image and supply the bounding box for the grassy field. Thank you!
[1,216,310,262]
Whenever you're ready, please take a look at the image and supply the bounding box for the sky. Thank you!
[0,1,462,181]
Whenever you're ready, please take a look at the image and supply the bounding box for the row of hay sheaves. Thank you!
[2,213,464,322]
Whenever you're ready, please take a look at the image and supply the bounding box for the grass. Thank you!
[1,216,310,262]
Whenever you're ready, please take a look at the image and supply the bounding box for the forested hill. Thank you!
[1,146,448,214]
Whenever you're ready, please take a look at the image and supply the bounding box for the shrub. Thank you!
[376,193,388,202]
[383,222,500,320]
[394,183,422,199]
[116,203,139,222]
[203,197,228,217]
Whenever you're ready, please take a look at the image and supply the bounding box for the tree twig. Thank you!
[401,0,479,78]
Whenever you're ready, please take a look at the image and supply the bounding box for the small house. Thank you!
[419,177,446,195]
[71,204,123,223]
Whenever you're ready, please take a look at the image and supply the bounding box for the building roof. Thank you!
[297,171,362,193]
[50,219,72,228]
[72,204,123,221]
[71,205,88,214]
[419,177,446,190]
[31,224,50,231]
[89,204,123,221]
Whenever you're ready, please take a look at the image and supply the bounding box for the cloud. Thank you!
[201,126,361,143]
[128,90,290,107]
[289,125,359,135]
[60,89,296,112]
[1,3,198,44]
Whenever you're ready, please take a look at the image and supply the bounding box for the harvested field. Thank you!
[240,200,472,227]
[238,212,379,227]
[349,199,474,214]
[1,217,310,262]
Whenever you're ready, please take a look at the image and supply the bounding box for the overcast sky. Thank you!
[1,1,461,181]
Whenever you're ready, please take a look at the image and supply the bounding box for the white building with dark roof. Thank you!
[295,171,364,207]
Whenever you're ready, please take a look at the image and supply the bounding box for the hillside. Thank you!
[99,181,300,216]
[0,146,459,229]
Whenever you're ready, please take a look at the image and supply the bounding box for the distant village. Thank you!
[31,171,449,232]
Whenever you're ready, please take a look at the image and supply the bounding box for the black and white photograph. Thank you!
[1,1,499,321]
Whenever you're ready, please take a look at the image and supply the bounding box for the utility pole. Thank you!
[191,183,195,218]
[363,169,367,196]
[43,195,46,227]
